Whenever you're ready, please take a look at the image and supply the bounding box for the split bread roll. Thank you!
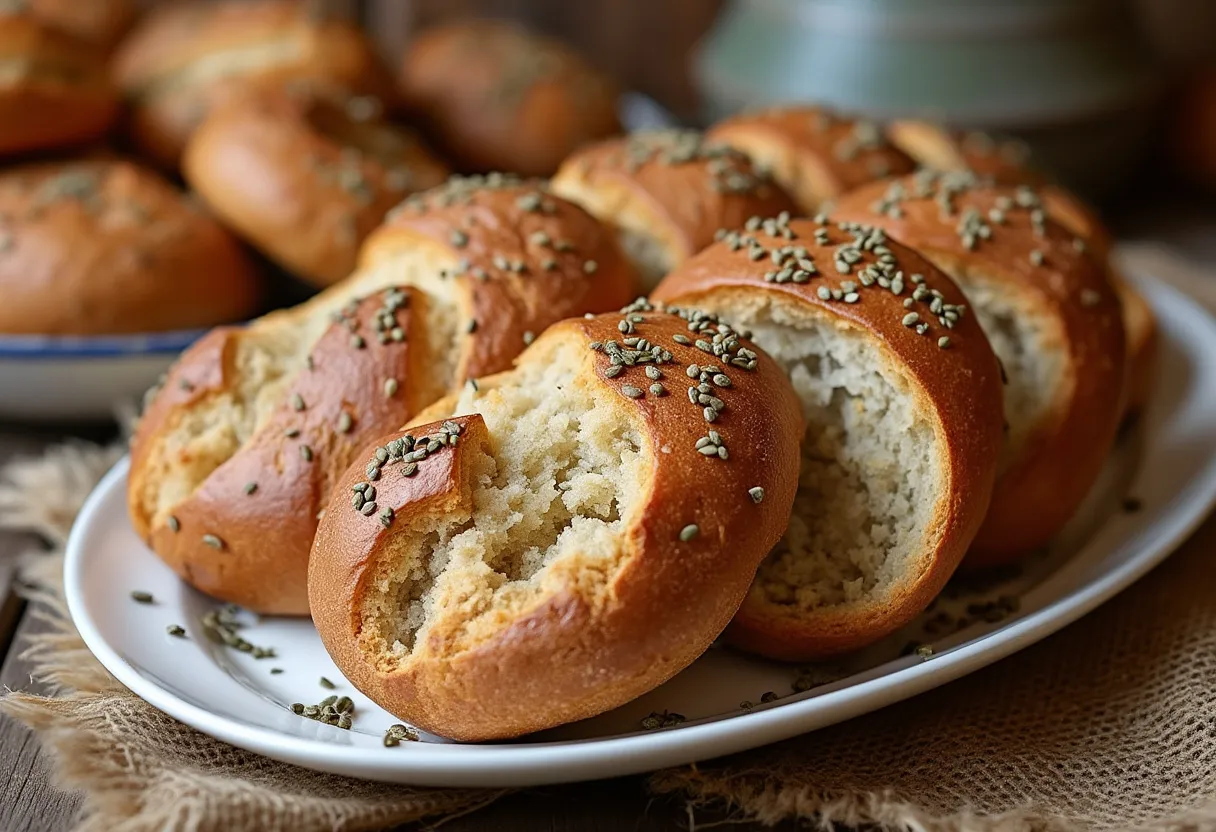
[0,158,258,335]
[184,87,449,288]
[309,304,804,739]
[652,214,1004,660]
[834,172,1126,566]
[885,121,1157,417]
[399,19,621,177]
[708,106,915,214]
[550,129,797,290]
[0,14,117,156]
[129,174,637,615]
[111,0,397,170]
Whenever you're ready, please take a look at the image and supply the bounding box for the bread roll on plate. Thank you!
[886,123,1156,420]
[0,14,117,156]
[708,106,915,214]
[834,172,1126,566]
[309,303,803,740]
[652,214,1004,660]
[0,158,258,335]
[184,87,449,288]
[551,129,797,289]
[129,175,637,615]
[111,0,397,170]
[399,19,621,177]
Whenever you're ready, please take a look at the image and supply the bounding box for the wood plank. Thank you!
[0,611,85,832]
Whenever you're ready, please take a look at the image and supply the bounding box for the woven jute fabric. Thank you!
[1,244,1214,832]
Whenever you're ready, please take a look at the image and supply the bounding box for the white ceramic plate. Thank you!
[0,330,206,421]
[64,274,1216,788]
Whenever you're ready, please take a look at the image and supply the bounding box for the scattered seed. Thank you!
[300,445,314,462]
[130,590,154,604]
[748,487,764,504]
[679,524,699,542]
[243,482,258,495]
[291,394,305,412]
[202,534,224,550]
[384,378,399,397]
[319,677,336,690]
[166,515,180,532]
[337,412,353,433]
[621,385,644,399]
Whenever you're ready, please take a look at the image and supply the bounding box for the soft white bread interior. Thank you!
[309,305,804,738]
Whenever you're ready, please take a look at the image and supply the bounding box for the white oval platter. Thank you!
[64,274,1216,788]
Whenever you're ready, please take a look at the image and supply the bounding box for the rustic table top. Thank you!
[2,195,1213,832]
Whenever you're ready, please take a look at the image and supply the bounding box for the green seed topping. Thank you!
[748,487,764,504]
[130,590,154,604]
[243,482,258,495]
[679,524,700,542]
[319,676,336,690]
[337,412,353,433]
[300,445,314,462]
[166,515,180,532]
[621,385,644,399]
[384,378,399,398]
[523,331,535,345]
[938,336,952,349]
[202,534,224,550]
[291,394,305,412]
[166,624,185,637]
[450,229,469,247]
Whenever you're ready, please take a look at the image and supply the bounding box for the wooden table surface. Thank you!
[2,197,1213,831]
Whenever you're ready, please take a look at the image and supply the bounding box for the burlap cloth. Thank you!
[1,245,1214,832]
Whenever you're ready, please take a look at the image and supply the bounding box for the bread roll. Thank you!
[887,122,1156,420]
[834,172,1126,566]
[184,87,449,288]
[0,158,258,335]
[0,14,117,156]
[309,304,804,739]
[398,19,621,177]
[128,175,637,615]
[16,0,137,53]
[708,107,915,214]
[111,0,396,170]
[652,214,1004,660]
[885,120,1040,185]
[551,129,798,289]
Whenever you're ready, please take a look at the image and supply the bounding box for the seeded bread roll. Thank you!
[111,0,397,170]
[184,87,449,288]
[309,304,803,739]
[652,215,1004,660]
[398,19,621,177]
[0,158,258,335]
[16,0,137,53]
[834,172,1126,566]
[1036,186,1157,421]
[128,175,637,615]
[550,129,798,290]
[0,14,117,156]
[885,121,1040,185]
[707,107,915,214]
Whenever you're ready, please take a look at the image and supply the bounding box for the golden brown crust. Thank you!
[129,175,637,615]
[184,87,449,288]
[0,158,258,335]
[0,15,117,156]
[550,130,797,277]
[708,107,915,214]
[398,19,621,177]
[653,215,1005,659]
[833,173,1126,565]
[885,120,1042,185]
[112,0,397,170]
[130,288,429,614]
[310,309,804,740]
[22,0,137,52]
[363,174,639,381]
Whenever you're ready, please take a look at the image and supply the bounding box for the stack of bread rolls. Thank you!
[102,14,1152,742]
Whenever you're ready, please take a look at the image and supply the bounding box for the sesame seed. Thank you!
[621,385,644,399]
[650,383,666,396]
[748,487,764,504]
[523,331,535,345]
[166,624,185,637]
[131,590,154,604]
[679,524,700,542]
[673,334,691,345]
[902,312,920,327]
[1029,250,1044,266]
[450,230,469,247]
[243,482,258,495]
[337,412,353,433]
[300,445,314,462]
[645,366,661,380]
[384,378,399,398]
[401,462,418,477]
[167,515,180,532]
[291,394,305,411]
[583,260,598,274]
[605,365,623,378]
[285,428,300,438]
[938,336,952,349]
[202,534,224,550]
[467,320,478,333]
